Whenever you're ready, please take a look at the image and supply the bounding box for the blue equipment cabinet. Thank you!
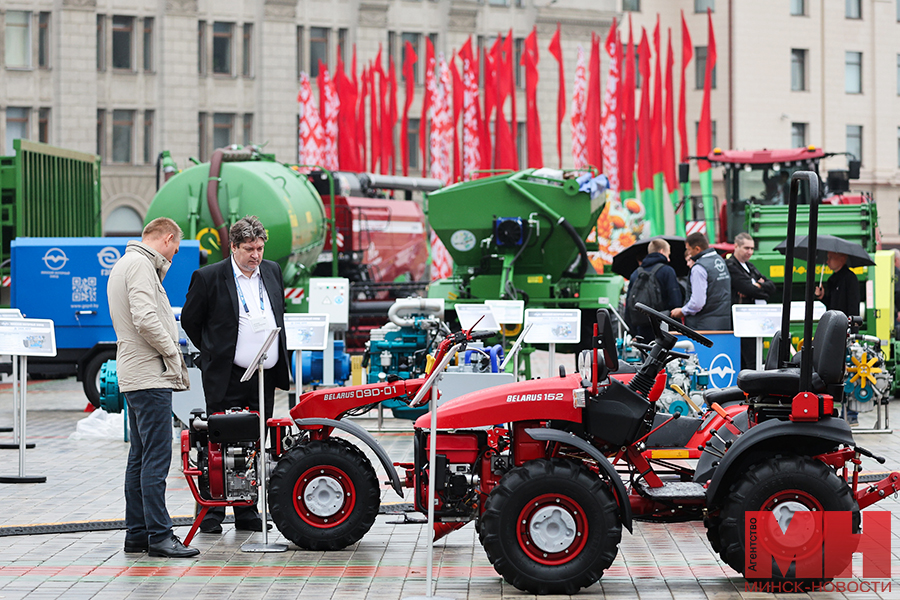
[10,237,199,404]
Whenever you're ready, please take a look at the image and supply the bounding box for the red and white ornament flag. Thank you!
[460,40,482,180]
[429,55,452,185]
[298,73,324,169]
[320,66,340,171]
[600,21,621,194]
[570,46,588,169]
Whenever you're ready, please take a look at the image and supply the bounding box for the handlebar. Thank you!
[634,302,714,348]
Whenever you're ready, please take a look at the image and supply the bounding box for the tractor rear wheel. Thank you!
[711,455,858,589]
[269,439,380,550]
[479,458,621,595]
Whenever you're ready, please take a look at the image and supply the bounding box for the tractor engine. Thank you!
[411,430,485,519]
[188,410,260,504]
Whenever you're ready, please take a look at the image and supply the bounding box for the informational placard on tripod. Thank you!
[0,317,56,484]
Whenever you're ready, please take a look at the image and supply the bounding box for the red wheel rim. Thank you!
[756,489,823,563]
[292,465,356,528]
[516,493,589,565]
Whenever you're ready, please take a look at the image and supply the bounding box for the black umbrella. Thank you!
[611,235,689,279]
[774,234,874,268]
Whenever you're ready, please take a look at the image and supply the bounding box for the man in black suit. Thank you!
[181,215,290,533]
[726,233,776,369]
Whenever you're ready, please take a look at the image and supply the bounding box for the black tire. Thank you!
[710,456,859,588]
[83,350,117,408]
[479,458,622,595]
[268,439,380,551]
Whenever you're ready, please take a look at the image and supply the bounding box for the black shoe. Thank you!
[234,518,272,532]
[199,522,223,534]
[148,534,200,558]
[124,540,148,553]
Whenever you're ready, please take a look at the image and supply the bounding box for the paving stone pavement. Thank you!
[1,372,900,599]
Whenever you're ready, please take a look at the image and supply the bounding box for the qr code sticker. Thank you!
[72,277,97,303]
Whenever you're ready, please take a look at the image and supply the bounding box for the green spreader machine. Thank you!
[427,169,624,346]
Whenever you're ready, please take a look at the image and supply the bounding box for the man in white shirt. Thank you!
[182,216,290,533]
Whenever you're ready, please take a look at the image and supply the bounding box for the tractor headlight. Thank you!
[577,349,592,382]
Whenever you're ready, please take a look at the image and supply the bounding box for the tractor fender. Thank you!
[704,417,855,506]
[293,417,404,497]
[525,427,633,533]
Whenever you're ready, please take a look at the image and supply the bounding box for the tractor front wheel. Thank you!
[711,455,858,589]
[268,439,380,550]
[479,458,622,595]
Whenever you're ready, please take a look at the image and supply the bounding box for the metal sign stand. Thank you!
[0,356,44,483]
[240,328,287,553]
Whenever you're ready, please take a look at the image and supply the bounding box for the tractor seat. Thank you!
[737,310,847,398]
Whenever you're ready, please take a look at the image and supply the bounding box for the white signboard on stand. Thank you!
[0,318,57,356]
[485,300,525,324]
[455,304,501,331]
[731,305,782,339]
[523,309,581,344]
[284,313,330,351]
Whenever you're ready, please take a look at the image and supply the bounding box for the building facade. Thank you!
[1,0,899,242]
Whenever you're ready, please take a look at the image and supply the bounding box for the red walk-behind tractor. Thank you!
[180,172,900,594]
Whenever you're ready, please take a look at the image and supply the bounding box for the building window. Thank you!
[845,51,862,94]
[6,11,32,69]
[695,46,716,89]
[515,38,525,89]
[401,33,421,84]
[97,15,106,71]
[111,16,134,70]
[38,108,49,144]
[198,112,208,161]
[6,108,29,155]
[105,206,144,237]
[112,110,134,163]
[846,125,862,165]
[846,0,861,19]
[694,0,714,12]
[488,0,509,6]
[310,27,328,77]
[242,23,252,77]
[897,127,900,168]
[143,18,153,72]
[243,114,253,146]
[213,113,234,150]
[623,0,641,11]
[296,26,303,79]
[338,29,348,65]
[198,21,206,75]
[38,12,50,68]
[213,22,233,75]
[791,123,807,148]
[387,31,397,73]
[791,49,807,91]
[143,110,153,164]
[790,0,805,15]
[408,118,420,170]
[897,54,900,95]
[97,110,105,157]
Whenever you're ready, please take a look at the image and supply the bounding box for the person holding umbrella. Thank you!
[815,251,860,317]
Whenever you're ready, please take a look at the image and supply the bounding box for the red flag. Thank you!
[297,73,325,168]
[401,41,417,176]
[521,27,542,168]
[651,16,663,177]
[482,40,499,169]
[450,53,463,182]
[697,8,716,171]
[494,34,516,170]
[334,53,359,171]
[679,11,693,163]
[547,24,565,169]
[421,37,435,176]
[459,37,483,179]
[586,33,602,170]
[379,54,394,175]
[370,56,381,173]
[636,28,653,190]
[358,67,368,171]
[663,28,677,194]
[504,31,518,167]
[571,46,588,169]
[620,18,636,193]
[600,19,621,191]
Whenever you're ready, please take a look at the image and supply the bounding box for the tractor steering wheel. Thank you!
[633,302,714,348]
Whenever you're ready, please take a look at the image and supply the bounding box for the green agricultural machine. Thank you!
[427,169,624,343]
[0,139,101,303]
[146,147,327,311]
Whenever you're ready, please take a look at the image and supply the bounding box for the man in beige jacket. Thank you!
[108,217,198,558]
